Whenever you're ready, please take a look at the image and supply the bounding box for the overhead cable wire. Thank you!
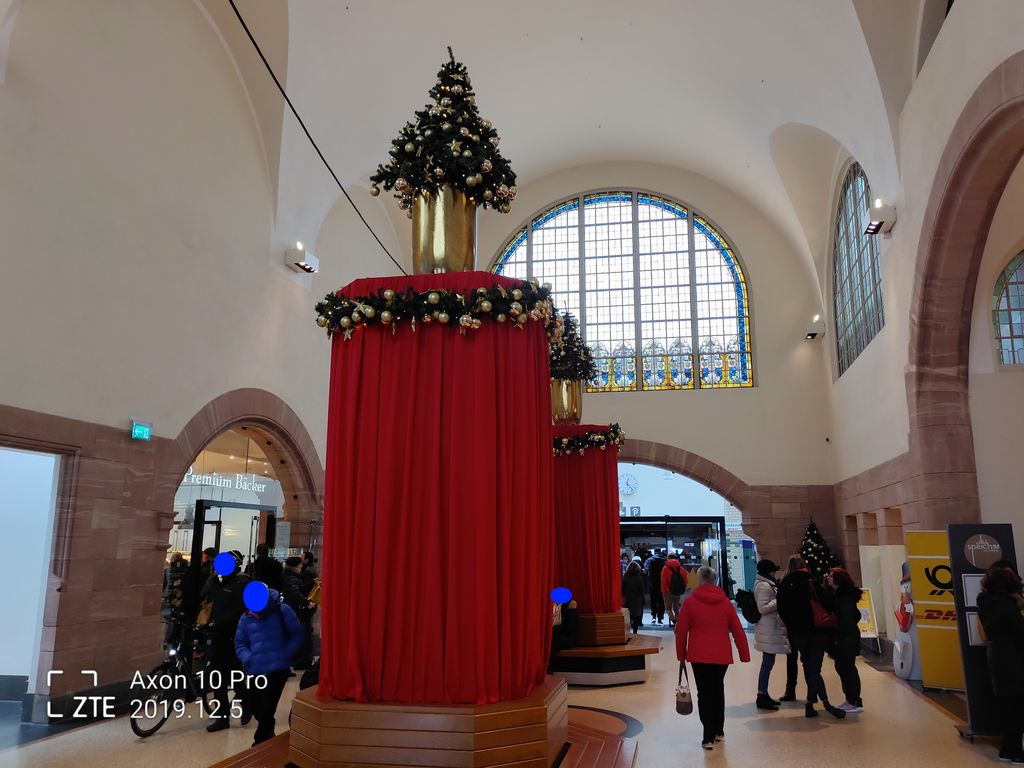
[228,0,408,275]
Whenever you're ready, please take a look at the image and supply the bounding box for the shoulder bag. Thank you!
[675,661,693,715]
[809,581,838,630]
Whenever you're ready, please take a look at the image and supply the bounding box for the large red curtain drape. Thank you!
[552,423,621,614]
[318,272,554,705]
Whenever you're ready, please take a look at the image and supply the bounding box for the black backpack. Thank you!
[668,566,686,596]
[735,589,761,623]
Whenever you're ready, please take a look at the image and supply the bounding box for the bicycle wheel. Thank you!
[129,663,179,738]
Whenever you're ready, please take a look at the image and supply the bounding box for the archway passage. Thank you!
[906,51,1024,530]
[619,439,838,577]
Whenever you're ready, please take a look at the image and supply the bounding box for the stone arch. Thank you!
[906,50,1024,530]
[169,388,324,545]
[618,438,836,568]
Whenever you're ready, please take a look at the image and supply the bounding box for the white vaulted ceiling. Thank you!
[222,0,909,289]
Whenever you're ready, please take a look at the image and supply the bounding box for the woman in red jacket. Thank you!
[675,565,751,750]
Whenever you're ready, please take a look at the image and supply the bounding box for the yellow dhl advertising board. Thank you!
[906,531,964,691]
[857,588,878,639]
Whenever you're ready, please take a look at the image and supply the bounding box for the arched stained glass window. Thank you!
[493,190,753,391]
[833,162,884,375]
[994,251,1024,365]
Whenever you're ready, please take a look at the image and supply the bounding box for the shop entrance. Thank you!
[620,516,730,587]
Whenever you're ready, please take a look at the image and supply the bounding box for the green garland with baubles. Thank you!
[369,47,517,216]
[314,281,553,339]
[553,424,625,456]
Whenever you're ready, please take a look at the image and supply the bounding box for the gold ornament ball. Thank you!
[339,317,352,329]
[481,159,493,173]
[511,288,523,300]
[500,202,511,213]
[383,288,396,301]
[434,167,445,178]
[460,126,470,136]
[370,185,381,197]
[380,310,393,324]
[482,119,493,129]
[427,291,441,305]
[466,175,478,187]
[498,184,509,196]
[441,97,452,107]
[424,128,434,138]
[441,122,453,132]
[452,84,464,95]
[517,313,528,324]
[472,134,480,143]
[438,312,450,325]
[462,149,473,158]
[451,148,461,157]
[404,142,415,153]
[363,306,376,319]
[480,300,492,312]
[466,95,476,104]
[490,135,500,146]
[509,301,523,316]
[351,310,363,324]
[473,173,483,185]
[509,186,518,199]
[476,287,488,294]
[316,315,328,327]
[483,189,494,201]
[496,313,507,323]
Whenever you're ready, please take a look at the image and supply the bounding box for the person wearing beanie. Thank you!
[752,559,789,711]
[622,560,647,633]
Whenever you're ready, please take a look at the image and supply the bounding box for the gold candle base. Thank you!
[412,185,478,274]
[551,379,583,424]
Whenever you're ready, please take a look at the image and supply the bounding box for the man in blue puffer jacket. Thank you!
[235,587,304,745]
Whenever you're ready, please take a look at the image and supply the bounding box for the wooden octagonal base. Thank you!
[574,612,626,647]
[289,675,569,768]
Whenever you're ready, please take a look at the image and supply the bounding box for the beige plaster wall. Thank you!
[478,162,833,486]
[968,154,1024,563]
[0,2,400,466]
[826,1,1024,481]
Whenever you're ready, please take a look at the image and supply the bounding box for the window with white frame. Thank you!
[833,163,884,375]
[494,191,753,391]
[994,251,1024,365]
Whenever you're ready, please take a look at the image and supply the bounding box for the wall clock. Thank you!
[618,472,638,496]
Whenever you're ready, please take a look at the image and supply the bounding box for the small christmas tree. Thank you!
[549,313,597,381]
[798,519,841,582]
[369,47,517,217]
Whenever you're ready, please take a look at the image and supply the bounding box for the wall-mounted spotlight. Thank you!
[805,314,826,340]
[285,241,319,273]
[865,198,896,235]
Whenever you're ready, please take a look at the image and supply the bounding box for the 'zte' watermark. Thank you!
[46,671,118,719]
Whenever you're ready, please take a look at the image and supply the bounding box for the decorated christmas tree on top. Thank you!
[798,519,842,582]
[549,314,597,382]
[369,47,517,217]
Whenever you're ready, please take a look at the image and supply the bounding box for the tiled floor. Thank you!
[0,633,1007,768]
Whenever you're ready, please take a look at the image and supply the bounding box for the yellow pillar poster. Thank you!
[906,531,965,691]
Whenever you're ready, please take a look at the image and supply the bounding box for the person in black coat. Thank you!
[977,565,1024,763]
[827,567,864,713]
[622,560,647,634]
[644,550,667,625]
[200,552,252,731]
[246,543,283,591]
[776,555,845,719]
[283,556,314,668]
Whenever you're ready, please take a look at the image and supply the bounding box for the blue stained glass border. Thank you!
[494,227,527,273]
[693,217,749,383]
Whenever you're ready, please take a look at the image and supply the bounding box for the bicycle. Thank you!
[129,617,219,737]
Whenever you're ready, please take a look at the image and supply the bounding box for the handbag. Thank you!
[675,661,693,715]
[196,600,213,626]
[307,580,321,606]
[809,581,838,630]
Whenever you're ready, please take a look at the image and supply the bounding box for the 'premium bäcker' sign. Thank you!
[182,467,268,493]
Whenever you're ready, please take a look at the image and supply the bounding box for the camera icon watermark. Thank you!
[46,670,118,719]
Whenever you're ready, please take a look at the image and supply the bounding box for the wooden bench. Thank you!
[551,634,662,686]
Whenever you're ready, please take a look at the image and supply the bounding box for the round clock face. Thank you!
[619,472,638,496]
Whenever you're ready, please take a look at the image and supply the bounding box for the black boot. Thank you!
[822,700,846,719]
[805,703,818,718]
[780,689,797,702]
[756,693,780,711]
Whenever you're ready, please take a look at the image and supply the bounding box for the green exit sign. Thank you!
[131,420,152,441]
